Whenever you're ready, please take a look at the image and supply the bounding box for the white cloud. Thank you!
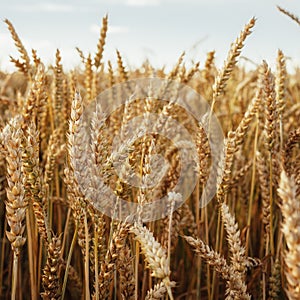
[109,26,130,34]
[90,24,129,35]
[126,0,161,6]
[12,3,76,12]
[124,0,241,5]
[29,39,53,50]
[0,33,13,44]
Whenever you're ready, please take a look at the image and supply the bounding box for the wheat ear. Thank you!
[94,14,108,69]
[4,19,31,78]
[3,118,27,300]
[41,234,62,300]
[278,170,300,300]
[277,6,300,26]
[184,236,251,300]
[130,224,174,300]
[211,17,256,103]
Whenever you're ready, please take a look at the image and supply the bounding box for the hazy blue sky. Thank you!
[0,0,299,71]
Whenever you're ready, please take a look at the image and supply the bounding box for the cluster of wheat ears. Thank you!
[0,5,299,300]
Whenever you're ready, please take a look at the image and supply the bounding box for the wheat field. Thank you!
[0,6,299,300]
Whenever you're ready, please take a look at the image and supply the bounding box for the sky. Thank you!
[0,0,299,72]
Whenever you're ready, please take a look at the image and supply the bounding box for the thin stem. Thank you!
[114,269,117,300]
[195,182,201,299]
[61,208,71,255]
[11,252,18,300]
[37,237,43,296]
[84,212,90,299]
[211,207,221,300]
[94,224,99,300]
[0,220,8,298]
[164,277,174,300]
[167,201,174,271]
[61,223,78,300]
[26,206,37,300]
[135,242,139,300]
[204,204,211,300]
